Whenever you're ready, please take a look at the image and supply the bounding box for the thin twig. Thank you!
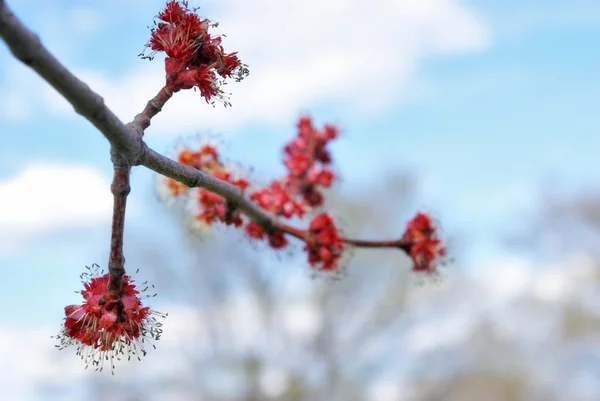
[133,85,174,131]
[107,150,131,294]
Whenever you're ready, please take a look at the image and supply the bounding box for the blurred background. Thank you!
[1,0,599,400]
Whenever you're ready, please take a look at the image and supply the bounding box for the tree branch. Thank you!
[0,1,142,162]
[141,148,413,250]
[141,147,278,231]
[132,86,174,132]
[107,150,131,294]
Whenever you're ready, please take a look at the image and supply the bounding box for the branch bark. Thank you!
[107,150,131,294]
[141,147,278,231]
[0,1,142,162]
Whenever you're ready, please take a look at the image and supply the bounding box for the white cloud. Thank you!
[473,256,534,304]
[259,368,288,398]
[533,267,573,302]
[0,325,87,401]
[279,301,322,340]
[403,312,474,355]
[0,163,113,254]
[369,380,414,401]
[42,0,489,134]
[472,252,599,307]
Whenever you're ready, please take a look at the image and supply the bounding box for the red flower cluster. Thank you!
[160,117,344,271]
[401,212,447,274]
[174,143,249,227]
[55,265,165,373]
[251,116,337,215]
[305,213,345,271]
[245,117,338,260]
[246,221,289,249]
[197,170,249,227]
[142,0,248,103]
[158,119,447,276]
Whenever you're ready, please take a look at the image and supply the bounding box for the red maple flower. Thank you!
[142,1,248,104]
[55,264,166,373]
[244,222,289,249]
[250,181,306,219]
[304,213,345,271]
[281,116,337,205]
[245,222,265,239]
[267,230,288,249]
[165,177,189,196]
[401,212,447,274]
[196,170,248,227]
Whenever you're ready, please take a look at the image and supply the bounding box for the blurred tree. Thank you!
[410,186,600,401]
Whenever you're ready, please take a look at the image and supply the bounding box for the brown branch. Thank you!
[342,237,411,250]
[107,150,131,294]
[132,85,174,131]
[0,1,143,162]
[141,147,278,231]
[277,223,411,250]
[142,148,413,250]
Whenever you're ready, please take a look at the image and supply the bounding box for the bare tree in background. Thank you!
[409,186,600,401]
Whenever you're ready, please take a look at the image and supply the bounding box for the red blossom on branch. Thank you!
[141,0,249,105]
[246,116,337,223]
[245,222,290,249]
[157,117,351,272]
[197,170,249,227]
[159,140,250,229]
[400,212,447,273]
[54,265,166,373]
[158,117,448,276]
[304,213,345,271]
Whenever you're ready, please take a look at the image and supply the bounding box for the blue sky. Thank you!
[0,0,599,396]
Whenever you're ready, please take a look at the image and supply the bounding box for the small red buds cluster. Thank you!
[54,265,165,373]
[246,221,289,249]
[168,143,249,228]
[244,117,340,270]
[305,213,345,271]
[159,117,348,272]
[158,120,449,276]
[142,0,249,104]
[244,117,341,267]
[251,116,337,215]
[401,212,447,274]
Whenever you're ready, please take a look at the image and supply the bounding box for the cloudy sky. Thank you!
[1,0,599,399]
